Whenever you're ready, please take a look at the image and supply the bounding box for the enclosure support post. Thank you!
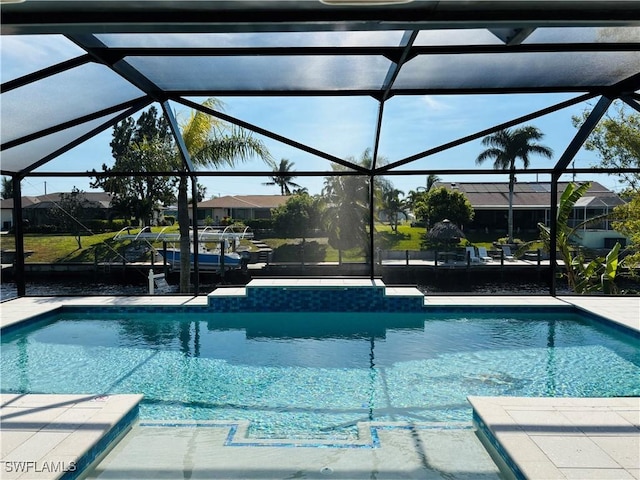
[549,172,560,296]
[12,175,26,297]
[191,175,200,294]
[368,175,375,280]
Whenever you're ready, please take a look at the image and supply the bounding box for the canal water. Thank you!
[0,277,569,301]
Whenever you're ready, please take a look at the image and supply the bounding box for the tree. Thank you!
[426,174,440,191]
[177,98,271,292]
[405,188,428,217]
[537,182,621,294]
[413,186,474,228]
[322,155,371,260]
[188,182,208,204]
[263,158,301,195]
[1,177,14,199]
[92,106,177,226]
[572,104,640,194]
[51,187,92,249]
[271,192,322,240]
[612,191,640,270]
[380,188,406,233]
[476,126,553,242]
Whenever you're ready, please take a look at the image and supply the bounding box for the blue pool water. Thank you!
[2,310,639,440]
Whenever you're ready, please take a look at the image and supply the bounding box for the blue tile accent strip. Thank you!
[62,402,140,480]
[7,293,637,341]
[472,411,525,480]
[208,285,425,312]
[138,421,473,449]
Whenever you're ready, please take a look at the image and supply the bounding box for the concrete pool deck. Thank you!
[0,288,638,479]
[0,393,142,480]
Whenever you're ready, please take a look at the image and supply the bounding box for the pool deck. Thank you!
[0,286,638,479]
[0,393,142,480]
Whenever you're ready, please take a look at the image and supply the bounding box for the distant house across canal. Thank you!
[433,181,627,249]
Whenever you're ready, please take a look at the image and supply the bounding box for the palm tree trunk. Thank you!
[177,176,191,293]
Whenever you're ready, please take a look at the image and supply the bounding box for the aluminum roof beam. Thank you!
[3,1,640,35]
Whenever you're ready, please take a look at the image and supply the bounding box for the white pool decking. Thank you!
[0,285,638,479]
[0,394,142,480]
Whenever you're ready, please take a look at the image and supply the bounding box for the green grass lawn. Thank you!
[1,226,180,263]
[2,222,543,264]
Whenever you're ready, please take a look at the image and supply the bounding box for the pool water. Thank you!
[2,310,638,440]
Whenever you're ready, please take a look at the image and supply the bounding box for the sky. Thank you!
[1,34,627,199]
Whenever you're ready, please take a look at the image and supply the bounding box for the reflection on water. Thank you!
[0,279,174,301]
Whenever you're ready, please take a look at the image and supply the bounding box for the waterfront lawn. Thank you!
[2,232,118,263]
[1,226,181,263]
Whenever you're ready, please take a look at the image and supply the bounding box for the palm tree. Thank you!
[177,98,271,292]
[321,150,373,262]
[476,126,553,242]
[1,176,14,199]
[263,158,301,195]
[426,174,440,191]
[380,188,406,233]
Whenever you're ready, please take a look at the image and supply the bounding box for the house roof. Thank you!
[434,181,625,209]
[199,195,289,210]
[0,192,113,210]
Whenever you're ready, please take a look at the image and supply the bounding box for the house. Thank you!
[1,192,114,230]
[0,198,15,231]
[433,181,627,249]
[194,195,289,225]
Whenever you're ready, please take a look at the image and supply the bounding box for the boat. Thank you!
[112,225,253,272]
[160,243,247,272]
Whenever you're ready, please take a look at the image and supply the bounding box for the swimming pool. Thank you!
[2,308,638,440]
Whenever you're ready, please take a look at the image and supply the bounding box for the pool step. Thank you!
[208,278,426,312]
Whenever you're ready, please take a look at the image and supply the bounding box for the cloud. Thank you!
[420,95,453,112]
[1,35,85,83]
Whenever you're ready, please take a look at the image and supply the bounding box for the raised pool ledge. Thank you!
[207,278,426,312]
[0,393,142,480]
[469,396,640,480]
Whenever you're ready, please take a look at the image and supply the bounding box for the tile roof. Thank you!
[199,195,289,209]
[433,181,624,209]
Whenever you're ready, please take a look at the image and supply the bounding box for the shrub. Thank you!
[244,218,274,230]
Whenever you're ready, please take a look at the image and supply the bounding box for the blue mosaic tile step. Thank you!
[207,284,425,312]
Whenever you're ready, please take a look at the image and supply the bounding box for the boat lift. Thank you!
[113,225,255,275]
[113,225,254,243]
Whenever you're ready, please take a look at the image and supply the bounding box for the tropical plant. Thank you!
[426,174,440,190]
[322,167,370,262]
[177,98,271,292]
[380,188,406,233]
[476,126,553,242]
[1,176,14,199]
[537,182,620,294]
[263,158,301,195]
